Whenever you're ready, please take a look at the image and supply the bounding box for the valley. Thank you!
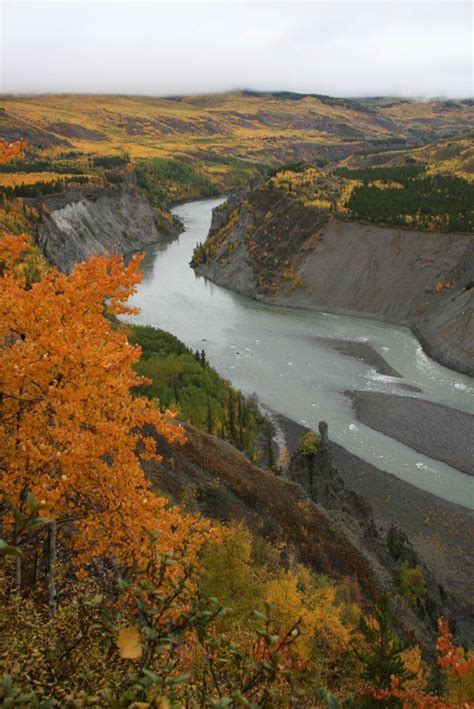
[125,196,474,641]
[1,89,473,704]
[127,197,474,506]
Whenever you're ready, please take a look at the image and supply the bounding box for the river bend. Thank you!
[124,197,474,509]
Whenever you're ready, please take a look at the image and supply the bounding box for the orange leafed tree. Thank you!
[0,139,26,164]
[0,235,207,593]
[370,620,474,708]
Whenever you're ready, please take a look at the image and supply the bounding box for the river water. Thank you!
[124,197,474,509]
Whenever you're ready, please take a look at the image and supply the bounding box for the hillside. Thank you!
[335,131,474,181]
[193,171,474,375]
[143,418,449,648]
[1,92,473,198]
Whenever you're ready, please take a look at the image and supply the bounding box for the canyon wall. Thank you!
[31,187,175,272]
[195,190,474,375]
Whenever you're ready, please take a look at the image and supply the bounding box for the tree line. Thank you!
[126,324,267,462]
[0,159,85,174]
[341,170,474,232]
[0,176,91,199]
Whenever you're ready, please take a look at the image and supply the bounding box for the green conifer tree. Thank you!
[353,594,414,707]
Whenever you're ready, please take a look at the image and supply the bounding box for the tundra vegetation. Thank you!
[1,138,473,707]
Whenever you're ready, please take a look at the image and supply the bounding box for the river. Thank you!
[124,197,474,510]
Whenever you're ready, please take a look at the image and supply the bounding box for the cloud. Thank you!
[1,1,472,97]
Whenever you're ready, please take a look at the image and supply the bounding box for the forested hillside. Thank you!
[123,323,269,463]
[2,139,473,706]
[336,169,474,232]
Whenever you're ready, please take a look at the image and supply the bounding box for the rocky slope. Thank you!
[272,415,474,646]
[193,186,474,375]
[142,419,467,648]
[29,186,177,272]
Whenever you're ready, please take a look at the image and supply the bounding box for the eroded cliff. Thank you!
[31,187,177,272]
[193,186,474,375]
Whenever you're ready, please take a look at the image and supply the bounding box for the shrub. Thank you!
[398,562,426,605]
[298,431,320,457]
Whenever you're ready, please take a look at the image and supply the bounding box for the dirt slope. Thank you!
[195,189,474,374]
[140,420,463,647]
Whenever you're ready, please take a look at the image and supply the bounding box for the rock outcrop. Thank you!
[194,188,474,375]
[286,422,464,644]
[141,419,458,649]
[31,187,177,272]
[414,286,474,375]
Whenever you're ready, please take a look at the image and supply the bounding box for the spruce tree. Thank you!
[266,425,275,470]
[228,388,235,441]
[353,594,413,707]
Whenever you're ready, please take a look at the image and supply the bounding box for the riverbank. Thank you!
[348,391,474,477]
[195,191,474,377]
[273,412,474,643]
[209,280,474,378]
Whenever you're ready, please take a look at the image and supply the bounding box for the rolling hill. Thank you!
[1,92,473,195]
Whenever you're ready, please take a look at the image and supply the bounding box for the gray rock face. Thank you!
[276,219,474,375]
[414,286,474,376]
[197,199,474,375]
[197,212,256,295]
[33,188,167,272]
[276,219,472,322]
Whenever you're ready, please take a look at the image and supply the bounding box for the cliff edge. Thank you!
[193,185,474,375]
[29,186,177,272]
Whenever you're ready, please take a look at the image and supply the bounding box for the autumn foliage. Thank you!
[1,137,473,707]
[0,231,211,574]
[0,139,26,164]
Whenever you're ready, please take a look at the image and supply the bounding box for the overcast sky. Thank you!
[1,0,472,98]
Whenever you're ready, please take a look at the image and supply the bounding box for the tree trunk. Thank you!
[15,529,21,595]
[47,519,57,616]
